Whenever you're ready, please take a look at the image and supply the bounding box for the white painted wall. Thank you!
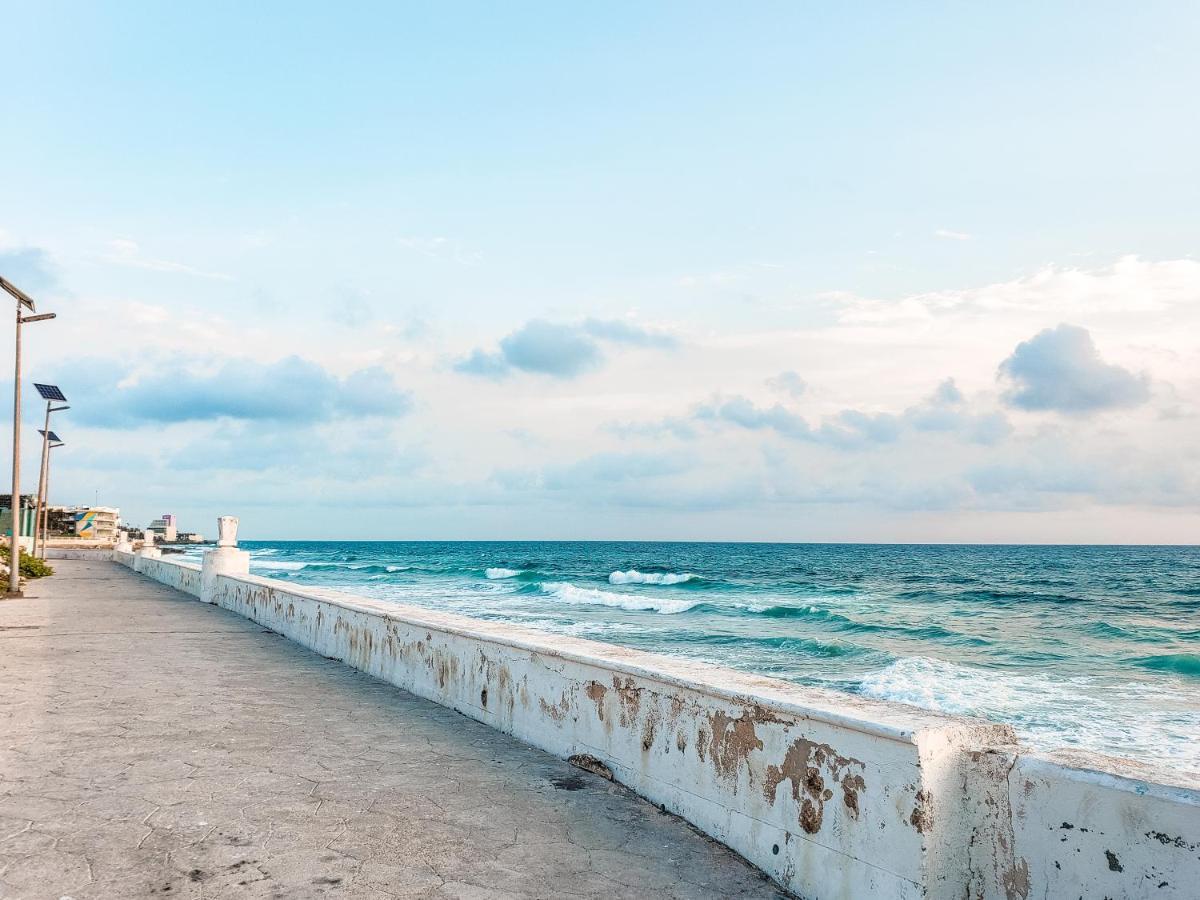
[117,553,1199,899]
[44,548,114,560]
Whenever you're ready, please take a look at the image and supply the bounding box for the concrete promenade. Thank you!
[0,560,782,899]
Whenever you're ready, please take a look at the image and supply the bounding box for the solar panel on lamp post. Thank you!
[0,276,56,597]
[36,430,64,558]
[33,386,69,560]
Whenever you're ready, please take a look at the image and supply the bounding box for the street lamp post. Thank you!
[1,276,56,597]
[35,430,64,557]
[32,385,68,559]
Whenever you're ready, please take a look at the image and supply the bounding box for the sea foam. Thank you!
[857,655,1200,774]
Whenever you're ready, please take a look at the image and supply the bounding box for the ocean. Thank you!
[174,540,1200,775]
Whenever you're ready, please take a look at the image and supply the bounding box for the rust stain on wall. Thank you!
[909,789,932,834]
[585,681,607,722]
[707,710,763,784]
[842,773,866,819]
[765,738,866,835]
[613,676,641,727]
[641,715,657,751]
[1002,858,1030,900]
[539,690,570,722]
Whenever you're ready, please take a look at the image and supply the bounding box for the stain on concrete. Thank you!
[1002,858,1030,900]
[1105,850,1123,872]
[909,789,932,834]
[585,680,607,722]
[1145,830,1199,851]
[613,676,641,727]
[641,715,657,751]
[539,691,570,722]
[842,773,865,819]
[764,737,865,835]
[707,710,764,784]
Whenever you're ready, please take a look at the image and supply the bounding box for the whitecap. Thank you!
[252,560,307,571]
[608,569,698,585]
[486,567,520,579]
[543,582,699,614]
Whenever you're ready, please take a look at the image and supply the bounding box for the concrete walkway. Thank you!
[0,560,783,899]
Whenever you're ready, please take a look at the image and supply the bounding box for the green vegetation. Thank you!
[0,546,54,579]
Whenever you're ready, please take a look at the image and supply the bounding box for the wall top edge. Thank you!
[1018,748,1200,795]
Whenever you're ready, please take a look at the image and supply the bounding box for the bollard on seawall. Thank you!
[200,516,250,604]
[137,528,161,561]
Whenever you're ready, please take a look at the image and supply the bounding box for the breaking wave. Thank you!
[541,582,701,614]
[485,567,521,579]
[608,569,700,586]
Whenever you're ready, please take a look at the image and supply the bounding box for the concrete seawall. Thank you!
[114,549,1199,899]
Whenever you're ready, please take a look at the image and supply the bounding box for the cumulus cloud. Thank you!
[686,378,1009,449]
[580,318,677,347]
[905,379,1012,445]
[455,318,675,379]
[693,395,900,448]
[453,348,511,378]
[766,371,807,397]
[500,320,603,377]
[68,356,411,427]
[999,324,1150,414]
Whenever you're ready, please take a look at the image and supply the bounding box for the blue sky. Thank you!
[1,2,1198,541]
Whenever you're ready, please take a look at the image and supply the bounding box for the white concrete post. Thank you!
[114,530,133,554]
[201,516,249,605]
[138,528,161,560]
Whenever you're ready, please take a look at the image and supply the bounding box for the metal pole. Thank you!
[41,449,54,555]
[33,402,50,558]
[36,462,49,559]
[8,299,21,595]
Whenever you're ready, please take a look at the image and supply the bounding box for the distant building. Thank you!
[175,531,206,543]
[0,495,38,541]
[72,507,120,542]
[147,514,178,543]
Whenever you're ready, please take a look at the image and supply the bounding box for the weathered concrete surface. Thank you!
[0,560,784,899]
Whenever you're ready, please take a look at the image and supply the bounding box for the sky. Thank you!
[1,2,1198,542]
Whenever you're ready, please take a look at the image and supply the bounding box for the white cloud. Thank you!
[103,238,233,281]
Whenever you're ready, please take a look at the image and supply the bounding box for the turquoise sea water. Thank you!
[176,541,1200,774]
